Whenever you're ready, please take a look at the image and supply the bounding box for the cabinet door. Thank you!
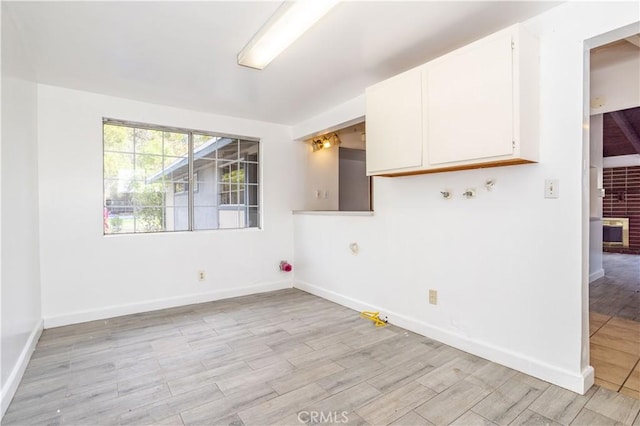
[426,35,513,165]
[366,68,423,174]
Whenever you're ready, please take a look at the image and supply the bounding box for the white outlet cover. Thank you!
[545,179,559,198]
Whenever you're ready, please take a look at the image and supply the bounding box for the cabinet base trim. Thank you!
[374,158,535,177]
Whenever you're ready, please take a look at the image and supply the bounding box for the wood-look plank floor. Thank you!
[589,252,640,400]
[590,311,640,399]
[4,289,640,426]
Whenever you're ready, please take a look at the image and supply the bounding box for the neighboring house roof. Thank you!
[146,136,234,183]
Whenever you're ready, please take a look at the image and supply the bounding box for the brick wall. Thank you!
[603,165,640,254]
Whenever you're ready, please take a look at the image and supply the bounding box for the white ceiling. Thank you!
[4,1,560,125]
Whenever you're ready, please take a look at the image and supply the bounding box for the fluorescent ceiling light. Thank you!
[238,0,341,70]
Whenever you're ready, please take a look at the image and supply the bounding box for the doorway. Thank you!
[588,37,640,399]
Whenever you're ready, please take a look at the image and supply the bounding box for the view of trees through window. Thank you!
[103,120,260,234]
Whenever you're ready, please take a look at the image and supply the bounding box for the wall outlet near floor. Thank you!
[429,289,438,305]
[198,270,206,281]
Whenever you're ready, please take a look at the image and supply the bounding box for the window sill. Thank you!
[292,210,374,217]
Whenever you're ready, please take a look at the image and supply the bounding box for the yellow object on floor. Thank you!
[360,311,387,327]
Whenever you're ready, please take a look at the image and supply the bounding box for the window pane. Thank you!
[194,144,216,174]
[104,152,133,179]
[135,154,163,181]
[242,162,259,184]
[237,185,245,205]
[247,206,260,228]
[193,167,217,230]
[134,128,163,155]
[172,180,188,195]
[165,207,189,232]
[219,207,241,229]
[104,178,135,203]
[161,167,186,184]
[104,125,134,152]
[230,163,240,182]
[220,168,231,183]
[246,184,259,206]
[240,140,259,162]
[194,134,218,151]
[193,206,219,230]
[217,139,239,165]
[131,182,165,206]
[134,207,165,233]
[163,132,188,157]
[219,188,228,205]
[105,212,134,234]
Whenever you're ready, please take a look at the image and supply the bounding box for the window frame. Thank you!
[102,118,261,235]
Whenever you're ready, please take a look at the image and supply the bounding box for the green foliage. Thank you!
[104,124,188,233]
[132,183,165,232]
[103,123,188,188]
[110,216,123,232]
[224,168,245,184]
[104,124,133,152]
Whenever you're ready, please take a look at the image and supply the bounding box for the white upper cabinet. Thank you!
[366,24,539,176]
[425,35,513,165]
[366,68,423,174]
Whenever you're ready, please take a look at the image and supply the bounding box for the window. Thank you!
[174,172,198,195]
[103,119,260,234]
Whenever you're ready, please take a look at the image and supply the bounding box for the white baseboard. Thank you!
[295,280,592,395]
[581,365,595,394]
[44,280,293,328]
[1,319,43,418]
[589,269,604,283]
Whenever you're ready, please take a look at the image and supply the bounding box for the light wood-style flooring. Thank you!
[4,289,640,425]
[589,252,640,400]
[590,311,640,399]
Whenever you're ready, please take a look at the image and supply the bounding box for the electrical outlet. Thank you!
[198,270,206,281]
[429,289,438,305]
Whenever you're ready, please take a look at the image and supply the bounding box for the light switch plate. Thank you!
[429,289,438,305]
[545,179,559,199]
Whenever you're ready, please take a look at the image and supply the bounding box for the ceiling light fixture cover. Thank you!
[237,0,341,70]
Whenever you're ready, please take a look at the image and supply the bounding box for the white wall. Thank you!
[293,2,639,394]
[293,95,365,142]
[1,5,43,416]
[591,38,640,114]
[336,127,366,151]
[303,145,339,211]
[589,115,604,282]
[37,85,295,326]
